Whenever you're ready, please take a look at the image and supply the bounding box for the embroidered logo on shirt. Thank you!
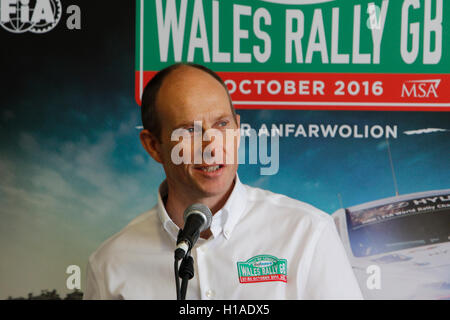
[237,255,287,283]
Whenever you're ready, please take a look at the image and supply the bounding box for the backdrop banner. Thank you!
[134,0,450,300]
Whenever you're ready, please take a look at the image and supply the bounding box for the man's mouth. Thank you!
[194,164,225,173]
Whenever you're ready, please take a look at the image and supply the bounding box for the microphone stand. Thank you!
[175,230,195,300]
[179,253,194,300]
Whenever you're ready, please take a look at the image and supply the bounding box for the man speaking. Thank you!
[84,63,363,299]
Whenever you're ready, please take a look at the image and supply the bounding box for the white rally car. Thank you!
[332,189,450,300]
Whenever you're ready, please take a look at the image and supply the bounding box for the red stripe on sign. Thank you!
[135,71,450,111]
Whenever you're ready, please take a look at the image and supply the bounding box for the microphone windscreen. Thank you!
[183,203,212,232]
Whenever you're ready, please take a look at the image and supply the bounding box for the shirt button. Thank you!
[205,289,215,298]
[224,230,230,238]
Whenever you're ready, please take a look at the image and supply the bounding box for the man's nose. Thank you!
[202,127,216,151]
[202,127,225,162]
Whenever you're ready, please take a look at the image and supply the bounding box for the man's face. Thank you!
[147,66,240,199]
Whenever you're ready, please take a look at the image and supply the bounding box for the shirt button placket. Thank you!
[205,289,215,299]
[196,244,211,299]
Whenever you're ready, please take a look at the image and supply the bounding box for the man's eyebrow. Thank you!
[174,115,232,128]
[213,114,233,122]
[172,121,196,129]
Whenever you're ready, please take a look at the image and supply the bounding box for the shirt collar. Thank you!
[156,174,247,242]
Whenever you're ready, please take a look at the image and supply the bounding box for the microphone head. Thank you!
[183,203,212,232]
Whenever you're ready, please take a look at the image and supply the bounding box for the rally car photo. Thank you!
[332,189,450,300]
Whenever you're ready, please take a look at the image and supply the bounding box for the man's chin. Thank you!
[192,179,230,197]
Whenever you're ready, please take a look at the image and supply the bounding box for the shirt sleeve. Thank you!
[303,217,364,300]
[83,259,104,300]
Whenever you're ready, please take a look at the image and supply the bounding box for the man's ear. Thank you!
[140,129,163,164]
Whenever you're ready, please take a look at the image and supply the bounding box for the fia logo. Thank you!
[0,0,79,33]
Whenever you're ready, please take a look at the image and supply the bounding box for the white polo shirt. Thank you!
[84,175,363,300]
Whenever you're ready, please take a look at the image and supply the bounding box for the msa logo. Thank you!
[401,79,441,98]
[0,0,62,33]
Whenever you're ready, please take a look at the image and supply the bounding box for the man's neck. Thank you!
[164,179,236,239]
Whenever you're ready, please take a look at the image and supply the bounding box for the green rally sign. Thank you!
[136,0,450,111]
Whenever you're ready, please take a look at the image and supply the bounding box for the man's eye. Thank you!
[186,127,195,133]
[218,121,228,127]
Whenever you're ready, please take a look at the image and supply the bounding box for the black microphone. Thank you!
[175,203,212,260]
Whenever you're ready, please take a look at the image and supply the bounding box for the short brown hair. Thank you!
[140,63,236,141]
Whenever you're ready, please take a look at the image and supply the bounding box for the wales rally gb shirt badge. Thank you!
[237,255,287,284]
